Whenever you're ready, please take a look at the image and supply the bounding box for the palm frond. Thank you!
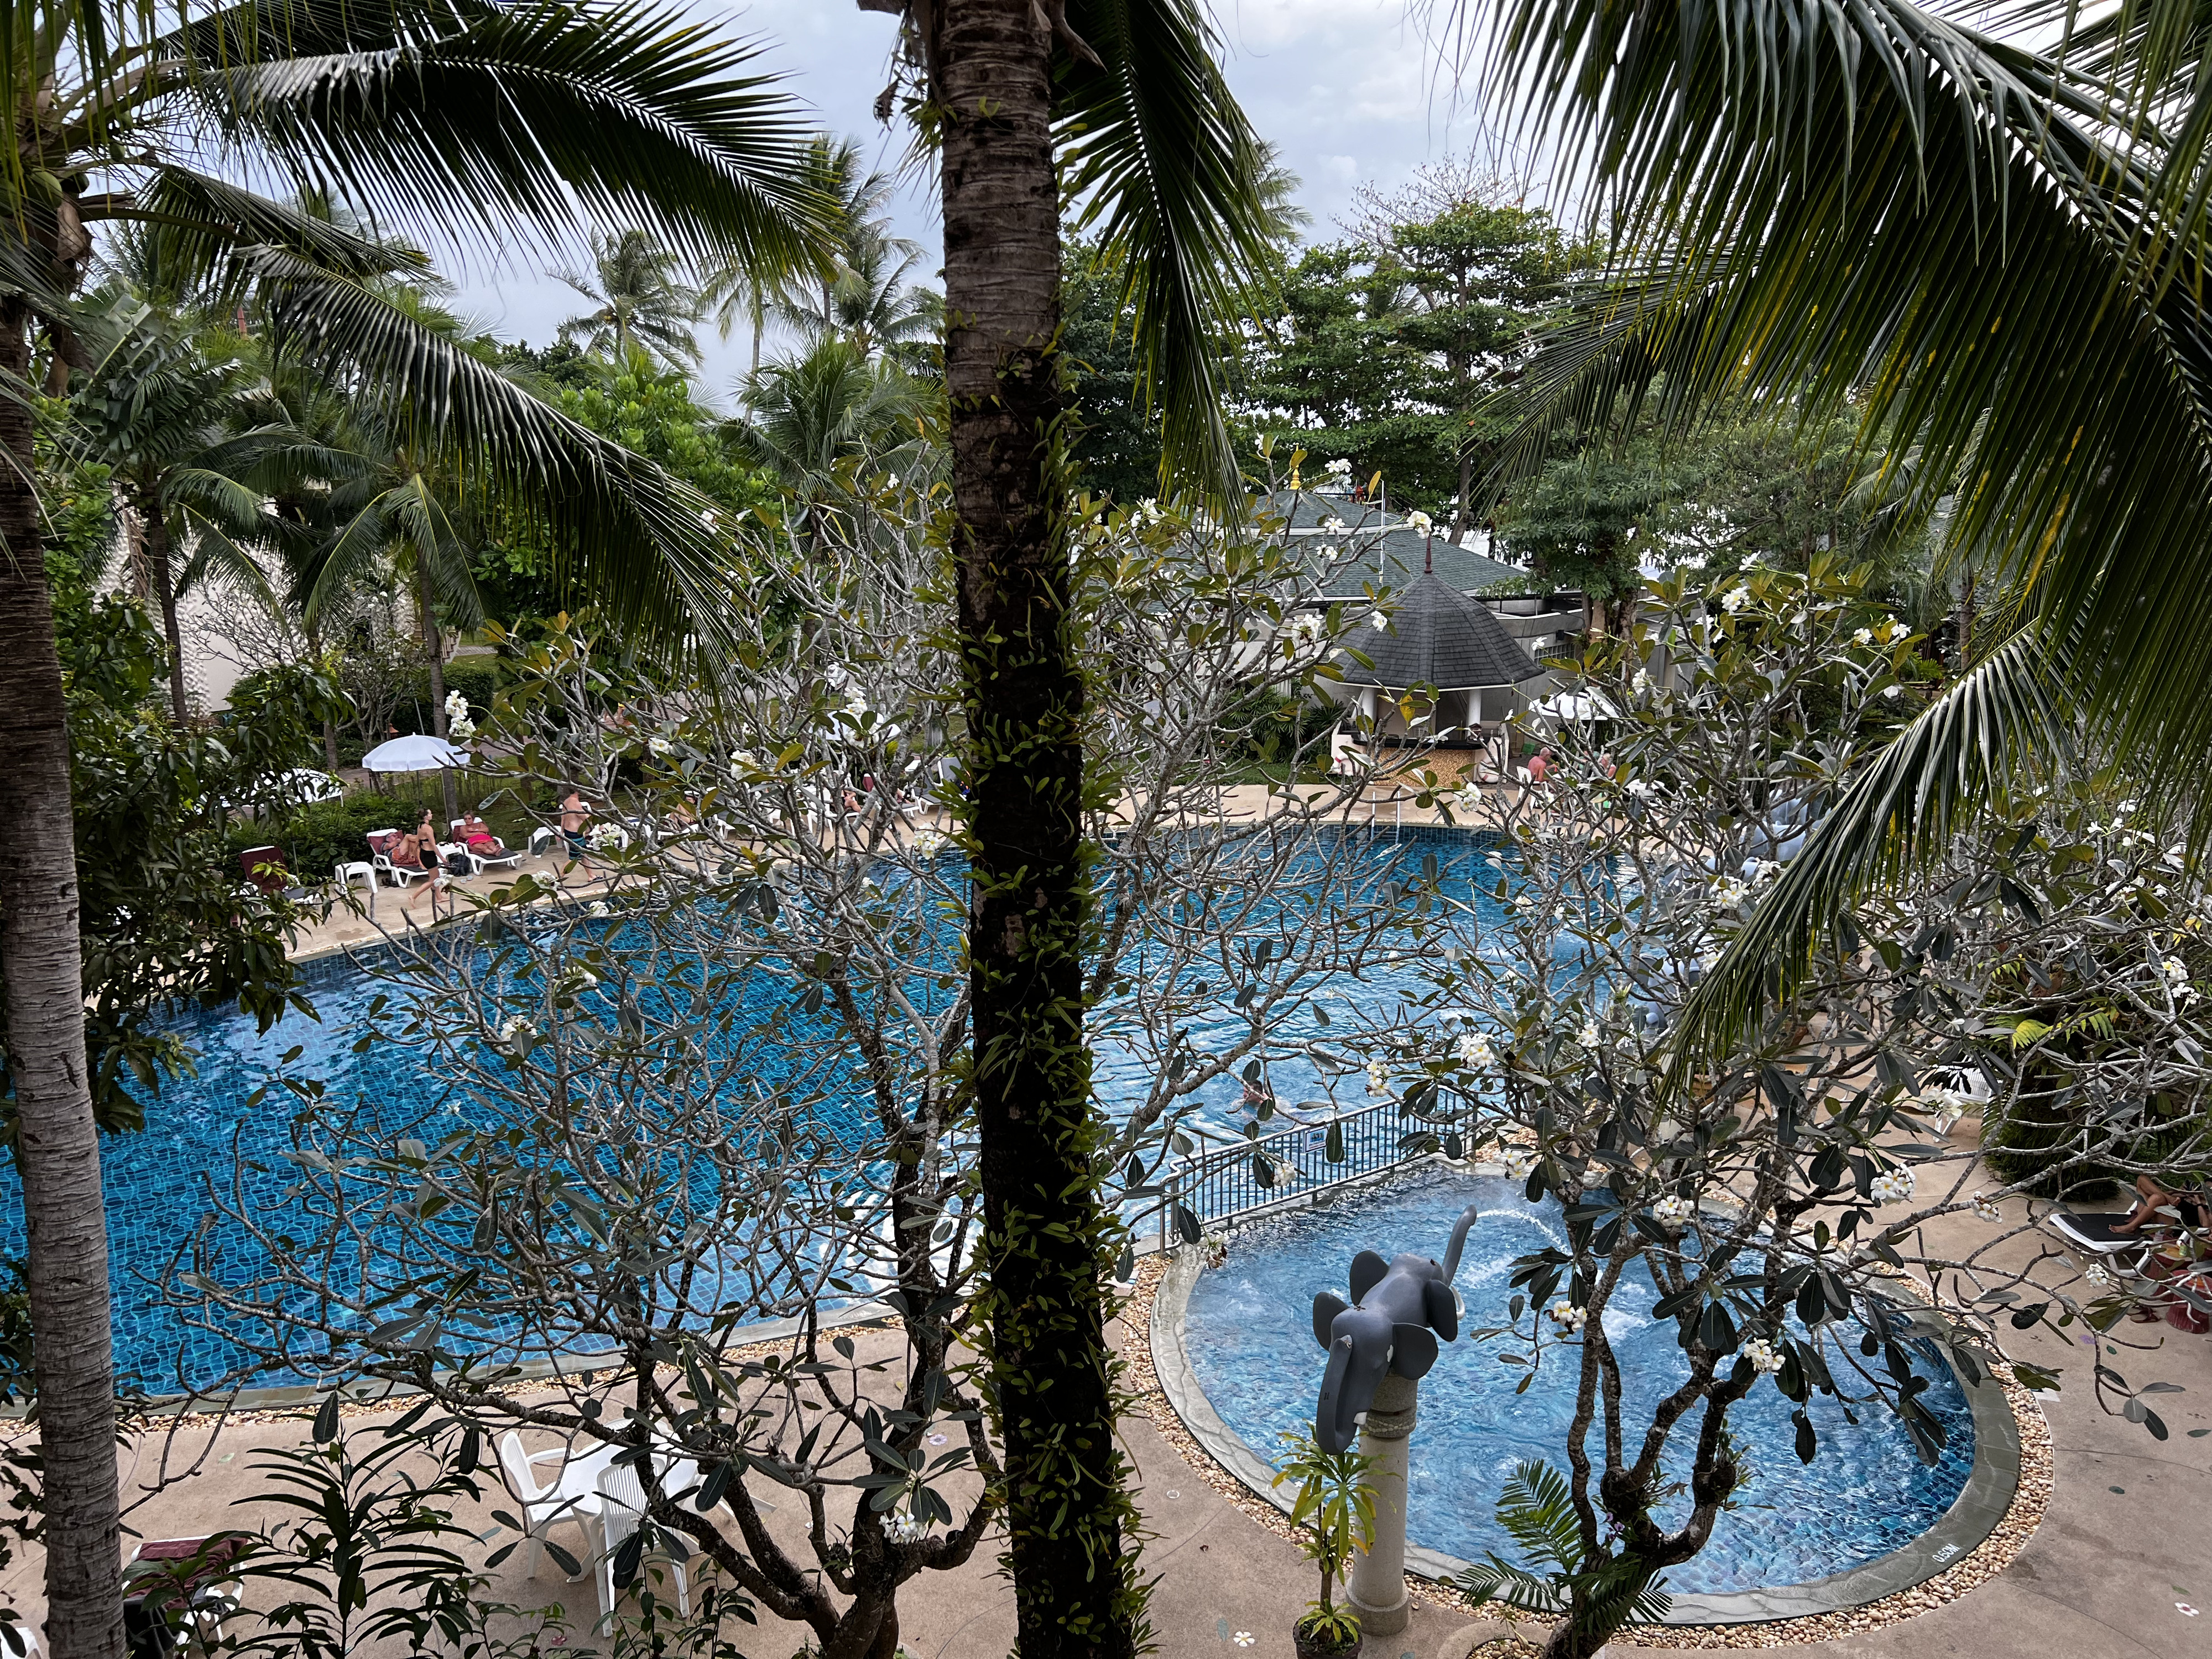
[173,513,277,603]
[1057,0,1276,508]
[1671,631,2070,1073]
[160,0,835,273]
[251,249,738,666]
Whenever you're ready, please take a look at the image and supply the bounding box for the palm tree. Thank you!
[703,133,901,374]
[1457,0,2212,1073]
[857,4,1276,1654]
[0,4,828,1651]
[555,227,703,368]
[776,221,938,361]
[70,298,294,724]
[732,336,930,539]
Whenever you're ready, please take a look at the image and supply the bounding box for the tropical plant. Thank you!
[1359,565,2189,1659]
[57,595,348,1138]
[1454,1462,1674,1642]
[1270,1431,1375,1648]
[1447,0,2212,1065]
[1246,167,1588,528]
[181,489,1405,1659]
[703,133,895,377]
[555,227,704,369]
[857,4,1279,1651]
[730,337,931,542]
[0,1,830,1647]
[69,296,285,723]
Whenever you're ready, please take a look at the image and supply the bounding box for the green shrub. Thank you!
[1983,1078,2208,1201]
[228,796,410,881]
[1222,686,1313,765]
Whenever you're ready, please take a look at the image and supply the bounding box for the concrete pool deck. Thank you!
[0,1177,2200,1659]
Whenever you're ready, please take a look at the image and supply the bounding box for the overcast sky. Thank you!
[445,1,1514,408]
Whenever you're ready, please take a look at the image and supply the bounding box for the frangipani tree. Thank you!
[176,483,1451,1656]
[1344,565,2199,1659]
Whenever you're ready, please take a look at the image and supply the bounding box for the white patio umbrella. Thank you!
[361,734,472,773]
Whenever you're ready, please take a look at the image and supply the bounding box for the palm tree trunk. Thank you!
[938,6,1139,1657]
[0,300,126,1659]
[141,509,189,726]
[304,620,342,773]
[415,564,458,824]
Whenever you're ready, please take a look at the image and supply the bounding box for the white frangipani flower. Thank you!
[1577,1018,1601,1047]
[1869,1167,1916,1205]
[1366,1058,1390,1097]
[1741,1338,1784,1375]
[1652,1193,1695,1224]
[1972,1193,2004,1223]
[1457,1030,1495,1070]
[1851,627,1875,646]
[1548,1300,1586,1332]
[1721,585,1751,613]
[1406,509,1433,532]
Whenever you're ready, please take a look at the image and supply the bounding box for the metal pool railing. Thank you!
[1155,1098,1419,1245]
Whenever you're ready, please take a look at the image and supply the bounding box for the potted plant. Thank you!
[1272,1430,1376,1659]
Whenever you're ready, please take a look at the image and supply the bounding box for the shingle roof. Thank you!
[1257,489,1524,599]
[1333,572,1547,691]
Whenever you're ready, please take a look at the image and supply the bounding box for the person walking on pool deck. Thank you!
[560,790,593,855]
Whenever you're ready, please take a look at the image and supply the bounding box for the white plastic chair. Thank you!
[498,1432,610,1580]
[596,1459,689,1623]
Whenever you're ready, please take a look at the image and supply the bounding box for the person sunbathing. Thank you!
[2115,1173,2212,1235]
[458,814,508,856]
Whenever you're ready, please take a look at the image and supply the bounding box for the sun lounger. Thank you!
[449,820,524,875]
[365,830,435,888]
[2048,1209,2151,1255]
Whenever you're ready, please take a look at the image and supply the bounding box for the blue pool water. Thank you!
[0,825,1527,1393]
[1181,1165,1977,1596]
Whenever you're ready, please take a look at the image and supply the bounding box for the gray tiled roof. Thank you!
[1333,572,1547,691]
[1257,489,1524,599]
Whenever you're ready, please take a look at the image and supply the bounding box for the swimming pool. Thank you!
[1175,1165,1978,1598]
[0,825,1520,1392]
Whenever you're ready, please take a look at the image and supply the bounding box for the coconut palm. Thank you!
[1450,0,2212,1073]
[0,3,830,1650]
[703,133,905,373]
[732,336,931,540]
[67,302,287,723]
[854,4,1276,1655]
[776,221,938,361]
[555,226,703,368]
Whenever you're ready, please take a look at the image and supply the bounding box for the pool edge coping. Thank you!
[1147,1223,2026,1627]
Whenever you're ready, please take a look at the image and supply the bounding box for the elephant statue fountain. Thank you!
[1311,1201,1481,1453]
[1307,1200,1483,1636]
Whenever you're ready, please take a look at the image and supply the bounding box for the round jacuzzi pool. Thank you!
[1163,1165,2016,1609]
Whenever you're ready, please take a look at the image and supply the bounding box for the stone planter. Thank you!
[1497,596,1546,615]
[1293,1621,1363,1659]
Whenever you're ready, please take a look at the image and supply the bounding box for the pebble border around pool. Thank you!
[1140,1234,2045,1634]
